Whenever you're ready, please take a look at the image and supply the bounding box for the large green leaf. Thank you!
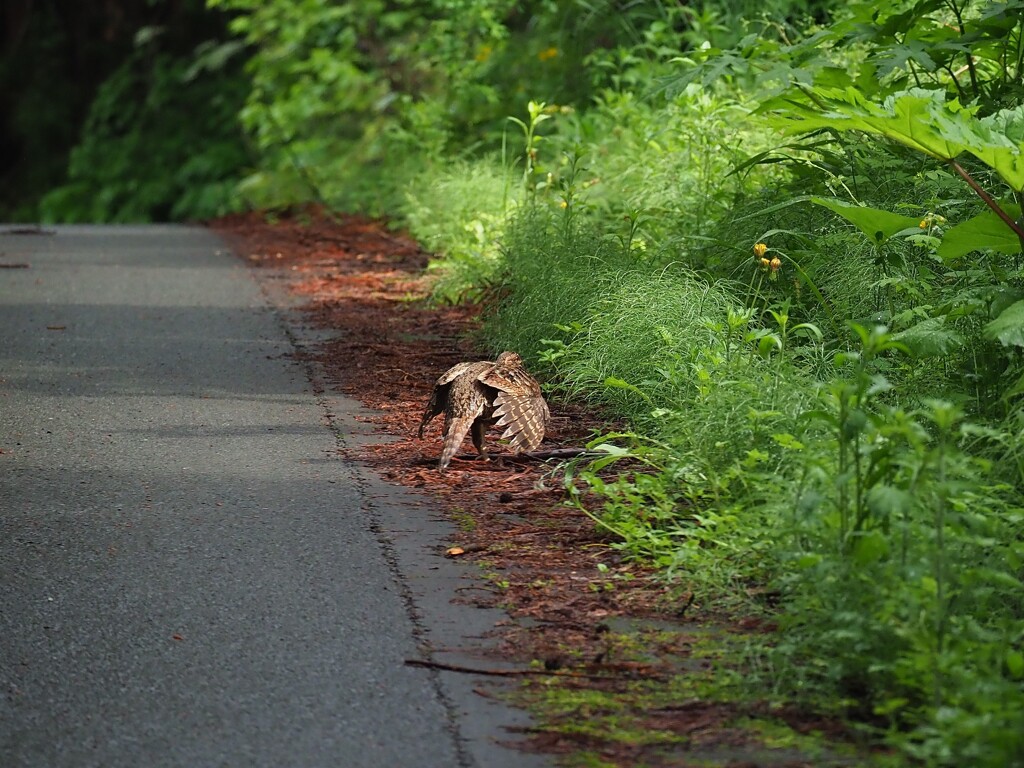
[811,197,921,243]
[775,89,1024,192]
[967,106,1024,191]
[773,88,970,160]
[937,203,1023,260]
[985,299,1024,348]
[892,317,965,358]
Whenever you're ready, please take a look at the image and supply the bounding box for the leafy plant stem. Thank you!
[944,0,979,98]
[1015,189,1024,254]
[1016,26,1024,84]
[933,427,949,708]
[565,478,631,540]
[837,388,850,547]
[942,64,967,102]
[792,81,828,111]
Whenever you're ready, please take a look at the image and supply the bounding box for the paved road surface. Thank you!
[0,226,543,768]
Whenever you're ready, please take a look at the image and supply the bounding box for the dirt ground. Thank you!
[211,208,874,768]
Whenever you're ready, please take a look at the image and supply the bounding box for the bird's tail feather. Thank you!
[439,415,474,469]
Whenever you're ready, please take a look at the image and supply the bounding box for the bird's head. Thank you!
[495,351,523,366]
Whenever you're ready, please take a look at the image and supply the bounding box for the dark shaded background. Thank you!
[0,0,229,221]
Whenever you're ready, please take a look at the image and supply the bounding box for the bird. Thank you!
[418,351,549,470]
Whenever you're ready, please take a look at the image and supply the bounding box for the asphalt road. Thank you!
[0,226,545,768]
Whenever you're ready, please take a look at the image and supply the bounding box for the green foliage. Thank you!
[638,3,1024,763]
[767,327,1024,766]
[811,197,922,244]
[207,0,398,211]
[456,2,1024,763]
[674,0,1024,107]
[402,158,515,302]
[203,0,641,214]
[40,34,249,222]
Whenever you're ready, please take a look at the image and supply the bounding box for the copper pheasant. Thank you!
[418,351,549,470]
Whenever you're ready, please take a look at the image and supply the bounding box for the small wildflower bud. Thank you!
[753,242,768,258]
[770,257,782,271]
[919,220,928,229]
[560,200,568,209]
[759,257,770,269]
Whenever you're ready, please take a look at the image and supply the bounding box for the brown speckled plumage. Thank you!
[418,351,549,470]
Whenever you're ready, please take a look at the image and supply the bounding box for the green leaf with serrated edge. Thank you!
[893,317,965,358]
[775,90,1024,190]
[772,89,970,161]
[851,530,889,565]
[867,484,913,517]
[1006,650,1024,679]
[984,299,1024,347]
[967,106,1024,191]
[811,197,922,243]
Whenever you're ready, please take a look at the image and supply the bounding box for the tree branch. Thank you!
[404,658,664,681]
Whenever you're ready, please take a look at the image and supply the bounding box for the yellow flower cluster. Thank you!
[754,243,781,275]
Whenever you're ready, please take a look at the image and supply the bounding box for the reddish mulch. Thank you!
[213,208,675,622]
[210,207,858,767]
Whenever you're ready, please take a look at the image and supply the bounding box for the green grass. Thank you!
[402,158,517,303]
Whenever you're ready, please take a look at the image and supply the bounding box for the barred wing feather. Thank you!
[493,391,548,453]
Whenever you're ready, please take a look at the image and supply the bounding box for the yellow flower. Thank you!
[753,242,768,258]
[919,220,928,229]
[759,257,771,269]
[559,200,568,209]
[770,256,782,272]
[538,47,559,61]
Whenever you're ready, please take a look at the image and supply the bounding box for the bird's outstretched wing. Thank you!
[479,357,549,453]
[492,391,549,452]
